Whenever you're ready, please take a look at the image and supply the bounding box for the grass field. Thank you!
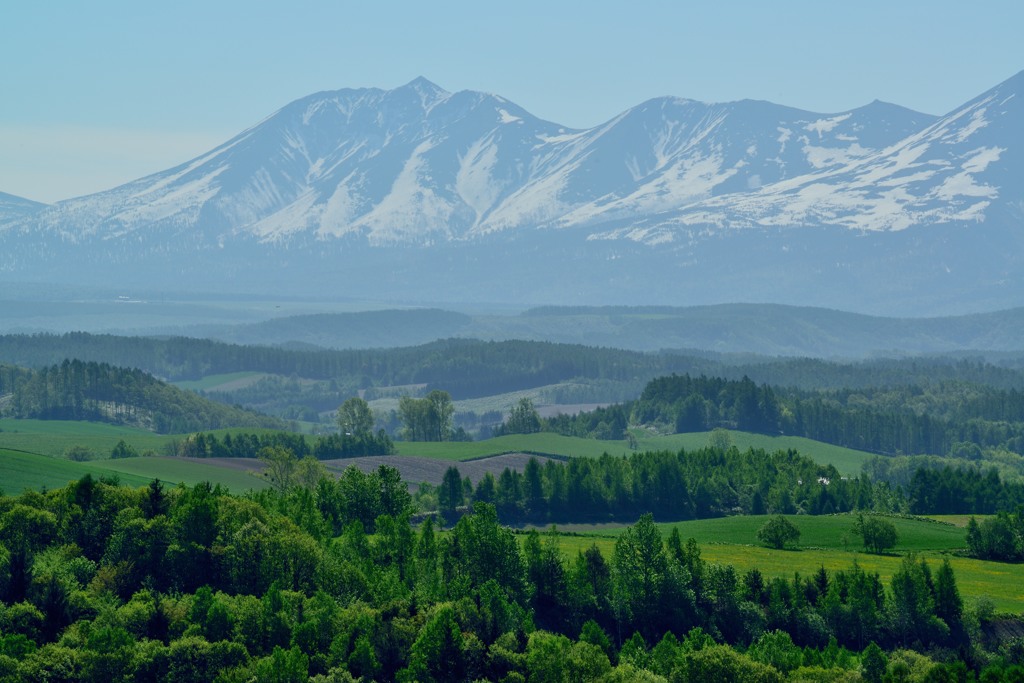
[0,419,875,497]
[0,448,270,494]
[0,448,153,492]
[396,430,875,474]
[396,433,631,460]
[0,418,172,458]
[173,371,268,392]
[532,513,1024,613]
[89,456,271,492]
[551,514,967,553]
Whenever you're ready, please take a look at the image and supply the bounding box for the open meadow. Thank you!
[0,448,153,491]
[0,417,171,458]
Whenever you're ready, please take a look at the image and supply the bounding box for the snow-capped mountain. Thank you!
[5,77,935,245]
[596,70,1022,245]
[1,73,1021,314]
[0,192,48,225]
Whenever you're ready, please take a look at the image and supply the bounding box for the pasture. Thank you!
[0,448,152,492]
[0,418,170,458]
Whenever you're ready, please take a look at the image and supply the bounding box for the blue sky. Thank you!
[2,0,1021,203]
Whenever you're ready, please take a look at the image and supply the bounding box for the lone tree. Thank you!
[757,515,801,550]
[502,397,542,435]
[852,514,899,554]
[708,428,732,451]
[258,446,297,493]
[337,396,374,436]
[399,390,454,442]
[438,465,465,518]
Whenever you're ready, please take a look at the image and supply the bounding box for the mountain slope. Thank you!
[616,70,1023,243]
[9,78,938,245]
[0,191,47,225]
[2,72,1022,314]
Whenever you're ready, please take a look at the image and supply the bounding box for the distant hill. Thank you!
[0,360,285,433]
[187,304,1024,357]
[210,308,474,349]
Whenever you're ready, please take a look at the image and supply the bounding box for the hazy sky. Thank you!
[3,0,1021,203]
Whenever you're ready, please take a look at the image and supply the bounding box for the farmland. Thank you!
[0,416,882,498]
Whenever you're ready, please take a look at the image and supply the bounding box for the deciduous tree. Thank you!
[757,515,801,550]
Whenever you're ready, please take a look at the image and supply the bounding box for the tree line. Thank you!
[0,474,1000,682]
[428,444,1024,528]
[621,373,1024,457]
[165,428,396,460]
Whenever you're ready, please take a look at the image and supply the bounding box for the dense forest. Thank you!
[1,473,1013,682]
[541,374,1024,458]
[2,329,1024,403]
[0,360,284,434]
[0,333,714,392]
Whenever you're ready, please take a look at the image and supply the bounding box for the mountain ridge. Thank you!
[2,72,1022,314]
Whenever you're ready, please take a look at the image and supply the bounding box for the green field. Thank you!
[537,514,1024,613]
[0,418,171,458]
[89,456,271,492]
[0,448,270,494]
[396,432,632,460]
[553,514,967,553]
[396,429,875,474]
[173,371,268,392]
[0,448,153,492]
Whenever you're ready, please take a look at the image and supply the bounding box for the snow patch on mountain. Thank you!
[4,70,1021,279]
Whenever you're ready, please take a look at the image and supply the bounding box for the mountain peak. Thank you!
[4,72,1022,316]
[399,76,447,95]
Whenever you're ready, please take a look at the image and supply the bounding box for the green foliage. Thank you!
[63,445,96,462]
[852,515,899,554]
[336,396,375,437]
[748,629,803,674]
[399,390,455,442]
[708,428,732,451]
[496,398,542,436]
[403,603,465,682]
[756,516,801,550]
[0,464,1010,682]
[462,445,861,524]
[109,439,137,459]
[965,512,1024,561]
[860,641,887,683]
[438,466,464,515]
[4,359,285,433]
[671,643,783,683]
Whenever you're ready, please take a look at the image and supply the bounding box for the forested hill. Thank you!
[0,360,285,433]
[1,333,1024,399]
[0,333,726,396]
[626,374,1024,457]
